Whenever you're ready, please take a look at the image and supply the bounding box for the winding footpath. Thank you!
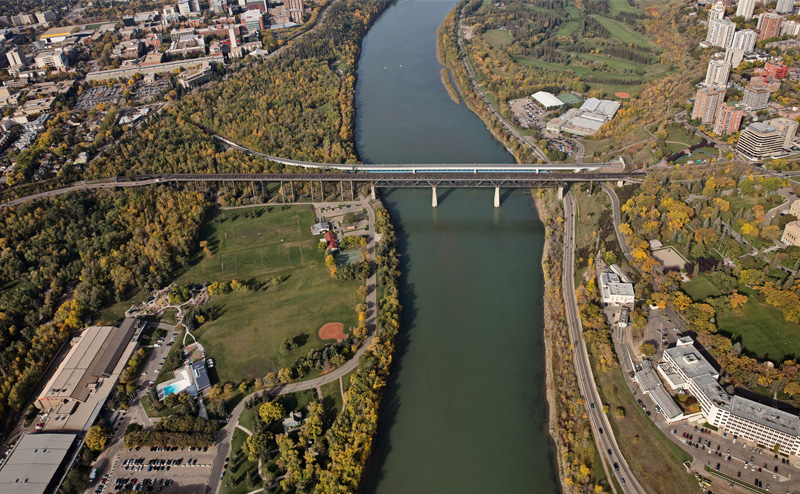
[563,191,644,494]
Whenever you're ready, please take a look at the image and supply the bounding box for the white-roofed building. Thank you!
[580,98,620,118]
[599,265,634,306]
[531,91,564,109]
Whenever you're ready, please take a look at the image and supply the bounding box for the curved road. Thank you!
[563,191,644,494]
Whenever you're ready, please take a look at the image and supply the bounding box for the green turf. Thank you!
[238,405,259,435]
[666,126,702,146]
[556,4,582,36]
[609,0,640,14]
[716,295,800,361]
[591,15,654,47]
[483,28,513,49]
[682,276,723,301]
[185,205,360,383]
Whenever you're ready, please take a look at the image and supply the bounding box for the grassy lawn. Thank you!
[320,375,345,418]
[717,295,800,361]
[556,4,582,36]
[591,15,654,47]
[676,147,719,164]
[666,126,702,146]
[185,205,360,383]
[220,429,261,494]
[682,276,722,301]
[155,329,185,385]
[667,142,690,154]
[96,289,144,325]
[483,28,512,49]
[609,0,640,14]
[238,405,259,434]
[592,356,701,494]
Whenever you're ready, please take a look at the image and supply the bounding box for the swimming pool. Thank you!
[161,383,183,397]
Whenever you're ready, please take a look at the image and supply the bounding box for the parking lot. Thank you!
[75,85,124,111]
[509,97,547,129]
[91,445,219,493]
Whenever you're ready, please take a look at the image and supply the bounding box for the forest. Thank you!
[0,187,208,418]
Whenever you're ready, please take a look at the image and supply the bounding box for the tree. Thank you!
[325,254,337,276]
[84,424,108,451]
[729,292,748,309]
[259,401,285,425]
[277,367,293,384]
[784,381,800,397]
[640,343,656,357]
[615,407,626,419]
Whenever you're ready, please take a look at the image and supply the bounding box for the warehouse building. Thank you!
[0,432,79,494]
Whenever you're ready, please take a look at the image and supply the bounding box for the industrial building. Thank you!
[0,432,79,494]
[545,98,620,136]
[36,319,142,432]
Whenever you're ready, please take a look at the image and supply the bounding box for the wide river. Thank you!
[355,0,560,492]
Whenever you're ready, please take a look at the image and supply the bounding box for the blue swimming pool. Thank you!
[161,383,183,397]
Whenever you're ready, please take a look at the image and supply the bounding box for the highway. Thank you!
[563,191,644,494]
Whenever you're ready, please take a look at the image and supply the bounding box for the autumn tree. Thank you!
[85,424,108,451]
[259,401,285,426]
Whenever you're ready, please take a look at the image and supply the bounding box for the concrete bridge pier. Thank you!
[371,184,376,201]
[494,187,500,208]
[557,186,565,200]
[432,186,438,208]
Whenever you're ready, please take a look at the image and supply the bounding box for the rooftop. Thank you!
[0,433,78,494]
[580,98,621,117]
[531,91,563,108]
[664,343,719,380]
[730,395,800,437]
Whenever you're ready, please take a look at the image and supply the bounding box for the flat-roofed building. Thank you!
[782,220,800,246]
[742,85,771,110]
[0,432,79,494]
[758,13,784,41]
[732,29,757,53]
[531,91,564,109]
[714,102,743,135]
[599,265,634,306]
[726,396,800,454]
[707,18,736,48]
[692,86,725,124]
[770,117,799,149]
[736,0,756,19]
[737,122,786,160]
[705,59,731,87]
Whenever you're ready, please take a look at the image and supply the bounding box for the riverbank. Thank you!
[436,8,534,163]
[439,68,460,104]
[533,189,607,492]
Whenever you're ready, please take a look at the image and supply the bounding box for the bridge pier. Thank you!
[494,187,500,208]
[371,184,376,201]
[431,186,438,208]
[557,186,565,200]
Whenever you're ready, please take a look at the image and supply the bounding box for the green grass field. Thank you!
[590,15,654,47]
[220,429,261,494]
[483,28,512,49]
[609,0,640,14]
[186,205,360,383]
[666,126,702,146]
[717,294,800,361]
[556,4,582,36]
[682,276,722,301]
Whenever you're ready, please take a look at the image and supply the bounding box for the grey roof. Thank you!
[600,272,634,297]
[749,122,777,134]
[650,386,684,420]
[664,344,719,380]
[730,395,800,437]
[694,374,731,409]
[635,360,661,392]
[191,360,210,391]
[0,433,78,494]
[580,98,621,117]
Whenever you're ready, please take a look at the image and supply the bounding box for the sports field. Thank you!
[186,205,360,382]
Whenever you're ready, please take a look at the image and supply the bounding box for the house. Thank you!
[311,221,331,235]
[324,231,338,251]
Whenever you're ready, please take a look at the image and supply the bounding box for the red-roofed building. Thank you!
[324,231,338,251]
[765,61,788,79]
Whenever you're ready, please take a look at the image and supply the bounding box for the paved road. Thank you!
[563,191,644,494]
[765,187,797,224]
[456,10,550,163]
[600,183,633,262]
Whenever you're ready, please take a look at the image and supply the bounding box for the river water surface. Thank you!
[356,1,559,492]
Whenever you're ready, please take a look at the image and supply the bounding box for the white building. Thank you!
[776,0,795,14]
[709,0,726,22]
[661,337,800,455]
[34,50,68,70]
[705,59,731,87]
[782,20,800,36]
[732,29,757,53]
[599,265,634,306]
[531,91,563,109]
[770,117,799,149]
[707,18,736,48]
[736,0,756,19]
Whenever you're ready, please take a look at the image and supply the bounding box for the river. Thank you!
[355,1,560,492]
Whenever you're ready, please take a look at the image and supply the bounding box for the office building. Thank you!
[705,59,731,86]
[599,265,634,306]
[713,102,743,135]
[241,9,264,31]
[6,48,26,67]
[765,60,788,79]
[737,122,785,159]
[707,18,736,47]
[736,0,756,18]
[742,85,771,110]
[35,11,56,24]
[758,13,784,41]
[0,432,79,494]
[210,0,227,13]
[661,337,800,455]
[33,50,68,70]
[770,117,799,148]
[777,0,795,14]
[709,0,726,21]
[245,0,267,12]
[724,48,745,68]
[781,221,800,246]
[692,86,725,123]
[791,199,800,218]
[732,29,757,53]
[782,20,800,36]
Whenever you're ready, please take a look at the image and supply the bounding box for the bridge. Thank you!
[118,171,642,208]
[214,136,621,174]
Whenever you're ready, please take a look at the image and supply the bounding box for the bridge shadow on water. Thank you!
[359,187,419,493]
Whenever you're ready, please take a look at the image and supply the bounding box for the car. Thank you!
[614,463,619,471]
[737,471,741,478]
[774,473,777,479]
[590,403,594,410]
[599,428,603,434]
[716,463,721,470]
[607,449,612,455]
